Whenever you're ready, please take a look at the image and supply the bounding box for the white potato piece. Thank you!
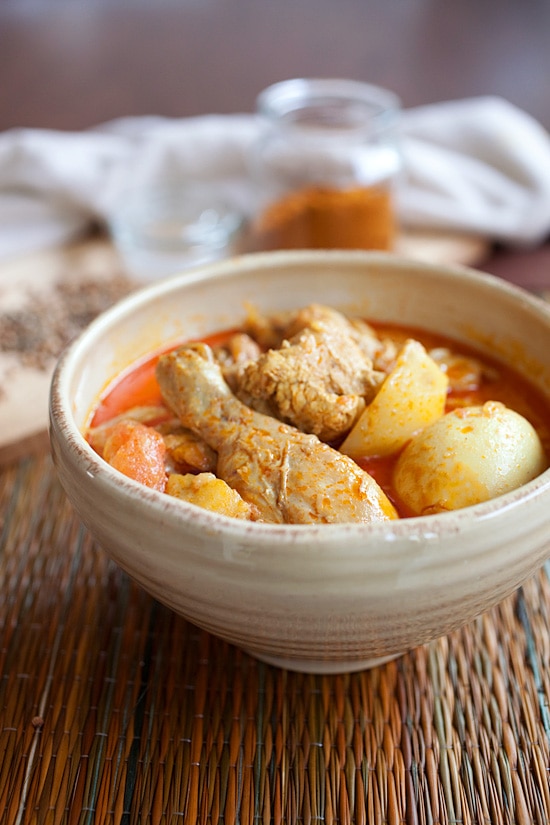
[394,401,547,515]
[339,339,448,459]
[166,472,256,520]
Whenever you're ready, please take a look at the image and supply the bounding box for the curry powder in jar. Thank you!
[249,78,402,252]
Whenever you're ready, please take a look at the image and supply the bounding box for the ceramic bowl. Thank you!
[49,250,550,673]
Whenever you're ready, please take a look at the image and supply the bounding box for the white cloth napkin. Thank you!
[1,96,550,262]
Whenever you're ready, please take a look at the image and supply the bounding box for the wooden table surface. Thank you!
[2,2,550,822]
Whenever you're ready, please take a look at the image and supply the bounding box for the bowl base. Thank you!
[247,649,402,674]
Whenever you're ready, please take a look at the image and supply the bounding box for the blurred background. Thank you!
[1,0,549,131]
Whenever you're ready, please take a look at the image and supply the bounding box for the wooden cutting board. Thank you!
[0,237,134,465]
[0,230,490,466]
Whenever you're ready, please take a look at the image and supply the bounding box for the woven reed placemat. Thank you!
[2,452,550,824]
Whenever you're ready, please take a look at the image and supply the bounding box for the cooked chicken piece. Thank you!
[161,429,217,473]
[234,320,384,442]
[214,333,262,369]
[244,302,382,359]
[242,303,300,350]
[372,338,399,374]
[429,348,499,393]
[213,332,263,393]
[156,343,398,524]
[218,332,261,364]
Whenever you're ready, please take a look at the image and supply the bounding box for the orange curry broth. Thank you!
[89,322,550,516]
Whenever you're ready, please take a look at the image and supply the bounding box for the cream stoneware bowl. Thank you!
[49,250,550,673]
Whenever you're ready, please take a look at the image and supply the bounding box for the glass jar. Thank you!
[248,78,402,252]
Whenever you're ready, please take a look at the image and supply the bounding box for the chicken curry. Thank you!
[86,303,550,523]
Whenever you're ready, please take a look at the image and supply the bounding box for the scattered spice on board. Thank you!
[0,274,133,371]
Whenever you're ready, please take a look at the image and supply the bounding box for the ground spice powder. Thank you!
[0,274,132,371]
[250,184,396,252]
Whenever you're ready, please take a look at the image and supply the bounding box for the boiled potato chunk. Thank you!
[166,472,256,519]
[394,401,547,515]
[340,339,448,458]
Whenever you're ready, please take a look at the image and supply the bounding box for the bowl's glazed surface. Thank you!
[49,251,550,672]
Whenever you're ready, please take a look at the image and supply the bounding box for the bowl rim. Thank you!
[49,249,550,545]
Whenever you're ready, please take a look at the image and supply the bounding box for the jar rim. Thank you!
[256,78,401,129]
